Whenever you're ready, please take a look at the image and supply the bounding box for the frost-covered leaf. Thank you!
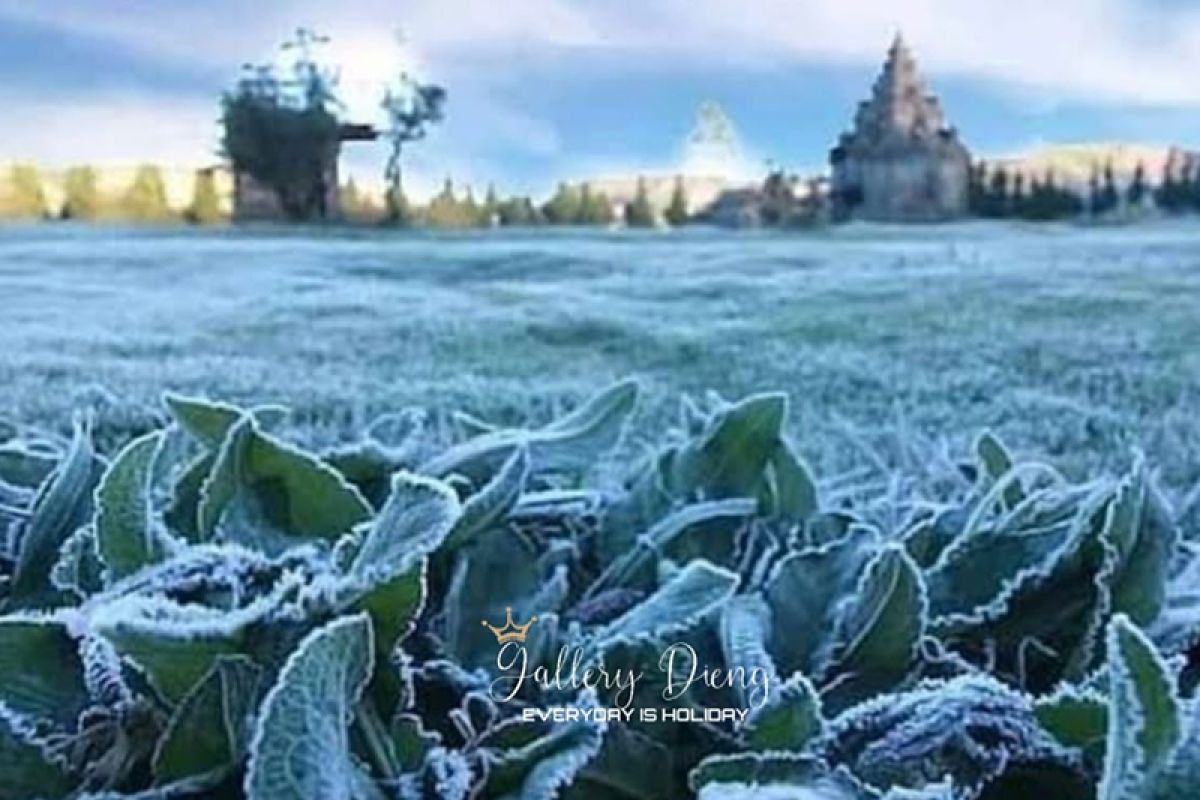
[744,672,823,752]
[719,594,778,710]
[764,526,878,677]
[0,616,89,728]
[245,614,375,800]
[1150,700,1200,800]
[1099,614,1181,800]
[89,589,283,704]
[0,707,73,799]
[1034,684,1108,770]
[975,431,1022,507]
[768,437,819,522]
[163,394,285,450]
[822,675,1085,799]
[0,439,59,489]
[50,525,105,599]
[564,723,681,800]
[351,562,425,658]
[595,559,738,648]
[421,379,638,481]
[350,471,460,585]
[820,545,926,705]
[1105,464,1177,627]
[481,691,606,800]
[669,393,787,499]
[198,416,371,546]
[95,431,174,581]
[444,526,567,668]
[689,753,860,800]
[444,446,529,552]
[153,655,263,783]
[11,418,101,602]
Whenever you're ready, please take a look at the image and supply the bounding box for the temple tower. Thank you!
[830,35,971,222]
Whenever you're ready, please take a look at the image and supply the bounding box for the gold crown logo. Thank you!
[482,607,538,644]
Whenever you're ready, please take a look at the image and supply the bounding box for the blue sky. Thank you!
[3,0,1200,198]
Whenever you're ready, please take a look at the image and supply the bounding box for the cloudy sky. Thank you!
[2,0,1200,198]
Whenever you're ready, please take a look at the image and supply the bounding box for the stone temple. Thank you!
[830,35,971,222]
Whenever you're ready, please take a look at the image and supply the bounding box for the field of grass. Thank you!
[3,220,1200,505]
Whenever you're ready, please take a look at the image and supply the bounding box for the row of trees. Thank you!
[966,159,1189,221]
[0,164,224,224]
[341,175,691,229]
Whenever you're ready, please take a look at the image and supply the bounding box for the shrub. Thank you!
[0,383,1193,799]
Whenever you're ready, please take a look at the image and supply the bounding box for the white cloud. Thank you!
[0,92,221,168]
[4,0,1200,109]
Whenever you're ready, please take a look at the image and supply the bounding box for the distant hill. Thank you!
[987,142,1199,190]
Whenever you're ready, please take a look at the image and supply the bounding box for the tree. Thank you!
[664,176,689,226]
[498,196,540,226]
[623,176,655,228]
[1010,172,1027,218]
[381,72,446,223]
[3,164,48,218]
[985,166,1009,218]
[61,166,102,220]
[481,184,500,227]
[1126,161,1148,209]
[424,178,475,228]
[542,183,582,225]
[968,161,988,216]
[221,29,342,221]
[120,165,172,222]
[185,169,224,224]
[1087,166,1102,217]
[1098,161,1119,215]
[340,178,384,224]
[577,183,615,225]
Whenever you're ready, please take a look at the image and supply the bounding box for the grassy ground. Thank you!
[3,221,1200,506]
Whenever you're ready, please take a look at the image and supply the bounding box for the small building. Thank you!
[232,123,377,222]
[830,35,971,222]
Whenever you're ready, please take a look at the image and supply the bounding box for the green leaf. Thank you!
[976,430,1022,507]
[443,446,529,552]
[198,416,371,546]
[0,708,73,799]
[670,393,787,498]
[596,559,739,648]
[350,562,426,658]
[1035,685,1108,770]
[1106,464,1177,627]
[95,431,174,581]
[1099,614,1182,800]
[0,617,89,729]
[764,526,878,677]
[420,379,638,481]
[164,394,285,450]
[445,527,567,669]
[11,419,100,601]
[820,545,926,705]
[482,692,606,800]
[744,672,823,752]
[245,614,375,800]
[350,471,460,585]
[768,437,819,522]
[153,655,264,783]
[90,593,270,704]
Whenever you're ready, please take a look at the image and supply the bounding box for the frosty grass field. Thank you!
[2,221,1200,503]
[4,221,1200,799]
